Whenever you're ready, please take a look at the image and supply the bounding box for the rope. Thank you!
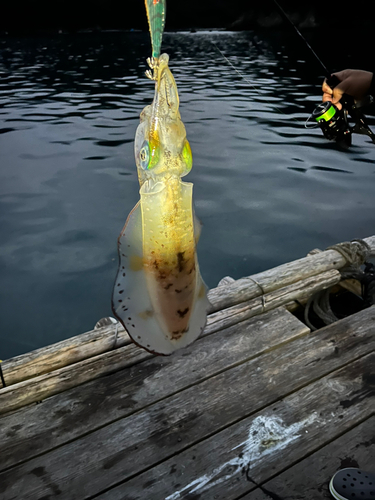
[303,239,374,330]
[326,239,372,267]
[304,261,375,331]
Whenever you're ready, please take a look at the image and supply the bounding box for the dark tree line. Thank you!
[1,0,372,35]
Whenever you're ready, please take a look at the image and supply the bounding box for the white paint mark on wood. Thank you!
[233,414,319,462]
[165,413,320,500]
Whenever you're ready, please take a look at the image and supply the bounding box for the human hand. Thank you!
[322,69,373,110]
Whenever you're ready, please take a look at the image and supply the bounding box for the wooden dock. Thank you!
[1,236,374,500]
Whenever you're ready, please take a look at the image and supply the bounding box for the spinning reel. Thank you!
[271,1,375,148]
[308,75,375,148]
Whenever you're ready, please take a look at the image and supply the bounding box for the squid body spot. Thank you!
[177,307,189,318]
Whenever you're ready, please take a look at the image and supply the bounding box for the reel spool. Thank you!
[311,101,352,147]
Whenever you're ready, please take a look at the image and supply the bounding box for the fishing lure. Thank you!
[112,2,209,355]
[144,0,166,60]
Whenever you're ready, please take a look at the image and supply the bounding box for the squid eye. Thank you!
[182,140,193,172]
[139,141,150,170]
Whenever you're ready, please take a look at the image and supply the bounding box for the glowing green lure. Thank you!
[144,0,166,59]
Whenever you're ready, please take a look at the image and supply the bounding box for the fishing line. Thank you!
[272,0,330,78]
[212,41,260,91]
[211,40,303,125]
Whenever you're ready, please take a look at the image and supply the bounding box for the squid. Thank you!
[112,36,209,355]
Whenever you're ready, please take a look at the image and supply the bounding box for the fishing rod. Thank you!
[273,0,330,78]
[272,0,375,147]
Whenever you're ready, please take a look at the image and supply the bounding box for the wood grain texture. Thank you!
[1,266,333,415]
[99,353,374,500]
[0,307,308,470]
[0,322,129,387]
[0,308,373,500]
[205,269,340,335]
[208,235,375,312]
[0,268,336,392]
[3,234,373,388]
[243,416,375,500]
[0,341,150,415]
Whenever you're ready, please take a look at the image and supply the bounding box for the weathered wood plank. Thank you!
[205,269,340,334]
[3,235,373,388]
[1,267,334,415]
[0,341,149,415]
[304,248,363,297]
[0,307,308,470]
[99,352,374,500]
[1,267,338,392]
[0,310,373,499]
[0,322,129,387]
[208,235,375,312]
[243,416,375,500]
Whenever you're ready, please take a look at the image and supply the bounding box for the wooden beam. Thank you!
[0,262,327,388]
[0,341,149,416]
[0,269,339,414]
[102,353,375,500]
[0,322,129,387]
[208,235,375,312]
[0,307,308,469]
[2,234,373,387]
[0,309,373,499]
[205,269,340,334]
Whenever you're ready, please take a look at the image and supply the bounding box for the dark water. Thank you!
[1,31,374,359]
